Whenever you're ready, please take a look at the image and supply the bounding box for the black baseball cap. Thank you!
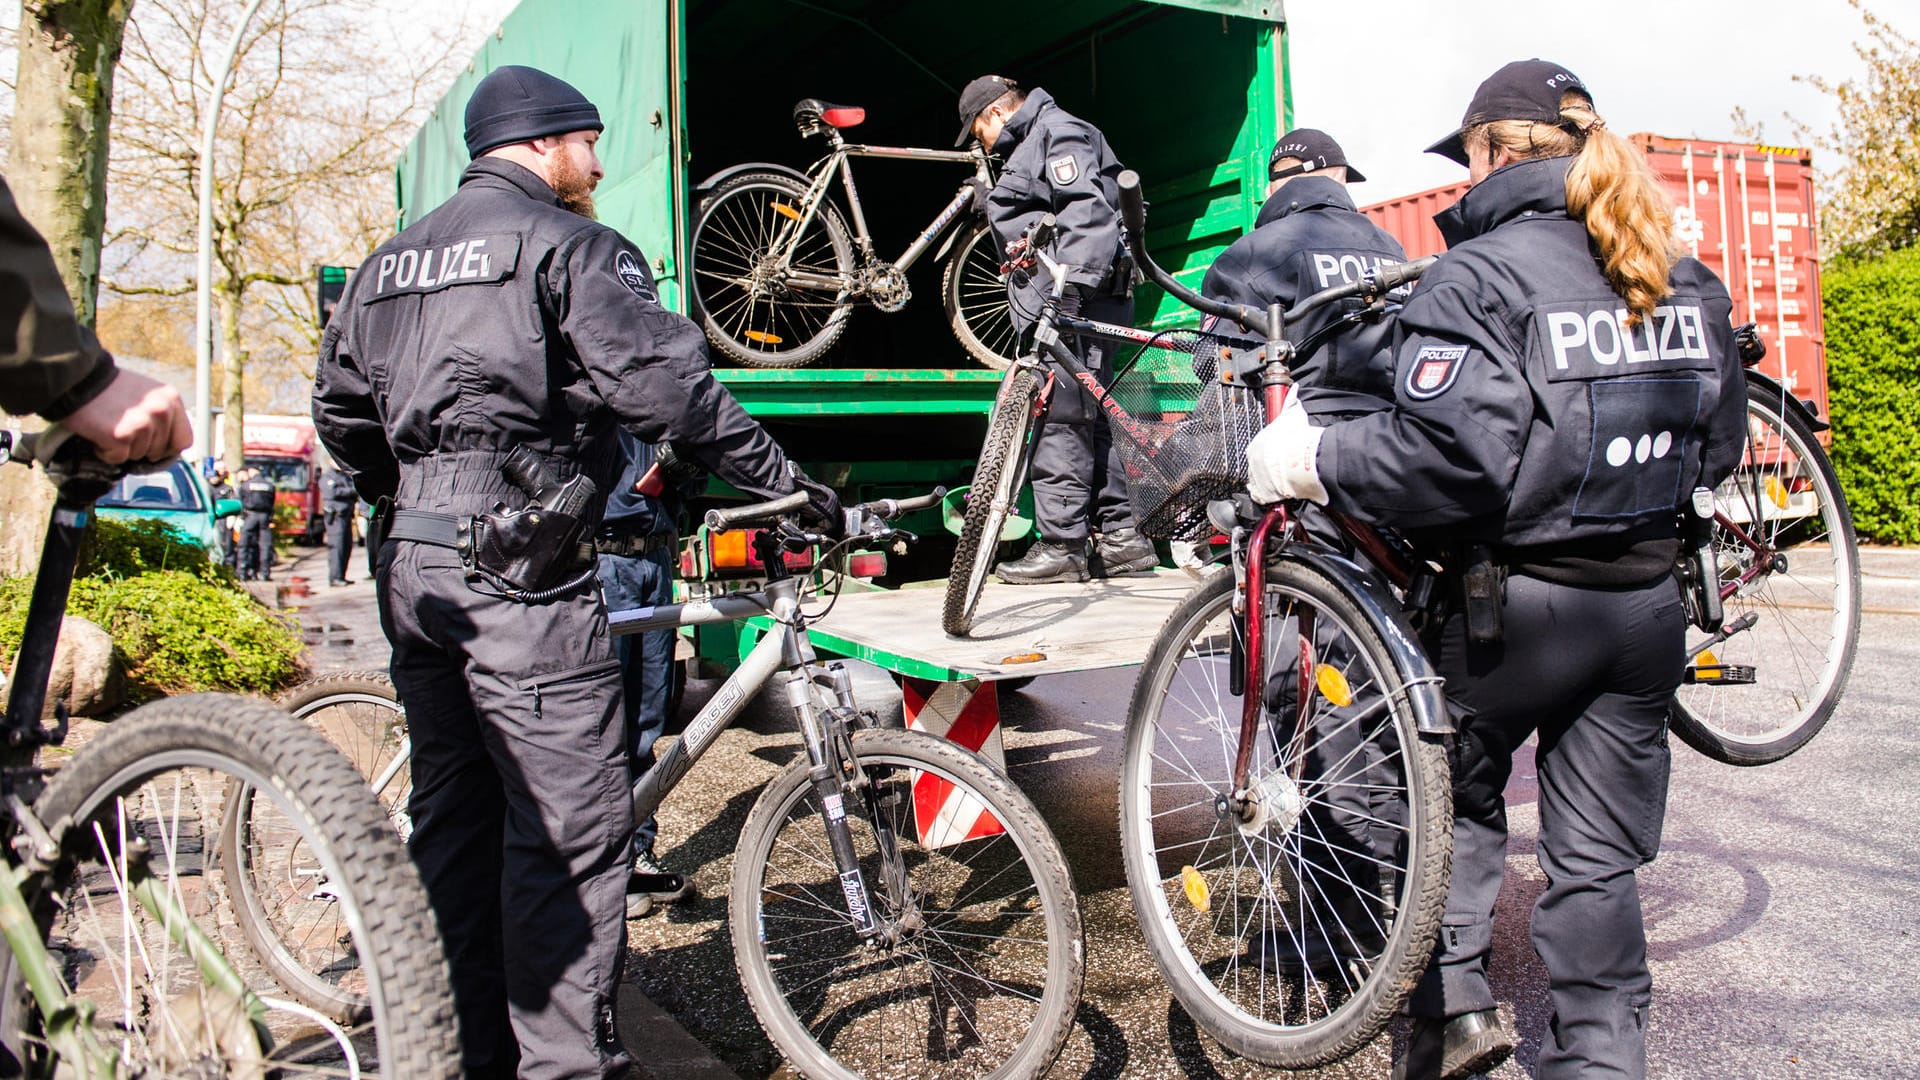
[1425,58,1591,166]
[955,74,1018,147]
[1268,127,1366,183]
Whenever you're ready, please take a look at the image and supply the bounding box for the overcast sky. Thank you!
[1284,0,1917,199]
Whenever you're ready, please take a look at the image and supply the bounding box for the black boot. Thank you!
[994,540,1089,585]
[1091,527,1159,577]
[1392,1007,1517,1080]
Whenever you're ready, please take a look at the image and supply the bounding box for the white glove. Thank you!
[1245,390,1328,505]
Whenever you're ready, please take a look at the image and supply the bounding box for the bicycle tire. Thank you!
[2,694,457,1078]
[942,222,1021,370]
[1119,563,1451,1068]
[218,672,413,1019]
[943,366,1042,636]
[1670,383,1861,765]
[691,170,855,368]
[731,727,1082,1079]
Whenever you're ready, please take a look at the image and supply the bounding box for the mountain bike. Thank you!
[0,429,457,1077]
[1092,172,1456,1068]
[689,97,1018,369]
[1668,366,1861,765]
[248,489,1085,1079]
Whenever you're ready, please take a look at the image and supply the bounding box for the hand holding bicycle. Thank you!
[55,367,192,465]
[1244,390,1327,504]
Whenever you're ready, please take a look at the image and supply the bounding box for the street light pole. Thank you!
[192,0,271,469]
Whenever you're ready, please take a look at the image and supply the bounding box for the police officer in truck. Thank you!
[958,75,1157,584]
[313,65,837,1079]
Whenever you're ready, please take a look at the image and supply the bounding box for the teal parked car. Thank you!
[96,460,243,551]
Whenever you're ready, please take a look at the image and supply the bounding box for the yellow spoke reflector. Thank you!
[1180,865,1210,913]
[1315,663,1354,708]
[744,331,784,345]
[1765,475,1790,509]
[771,202,802,221]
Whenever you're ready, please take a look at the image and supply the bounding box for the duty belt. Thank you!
[594,529,675,558]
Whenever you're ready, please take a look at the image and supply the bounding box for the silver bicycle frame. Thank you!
[772,129,994,291]
[618,578,838,823]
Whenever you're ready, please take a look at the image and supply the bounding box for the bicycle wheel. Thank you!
[1119,563,1451,1068]
[1,694,457,1078]
[691,170,856,368]
[942,366,1042,637]
[942,222,1021,370]
[215,672,414,1019]
[1670,385,1861,765]
[731,727,1082,1079]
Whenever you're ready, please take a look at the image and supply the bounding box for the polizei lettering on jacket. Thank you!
[1539,300,1715,380]
[1311,251,1401,290]
[369,234,522,299]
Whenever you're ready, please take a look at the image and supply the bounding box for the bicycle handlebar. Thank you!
[1117,169,1439,338]
[852,487,945,520]
[706,491,812,532]
[1029,214,1057,251]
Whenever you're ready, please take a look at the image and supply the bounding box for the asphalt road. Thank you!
[287,544,1920,1078]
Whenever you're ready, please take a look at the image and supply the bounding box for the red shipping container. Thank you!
[1358,135,1828,420]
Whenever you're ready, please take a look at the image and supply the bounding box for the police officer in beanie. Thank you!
[958,75,1156,584]
[1246,60,1748,1080]
[321,466,357,585]
[1202,128,1407,420]
[236,467,278,581]
[314,65,837,1079]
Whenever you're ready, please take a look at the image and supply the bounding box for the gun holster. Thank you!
[366,496,393,579]
[458,505,595,595]
[1458,545,1507,646]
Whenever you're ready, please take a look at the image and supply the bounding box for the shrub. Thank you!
[0,517,305,699]
[1822,246,1920,544]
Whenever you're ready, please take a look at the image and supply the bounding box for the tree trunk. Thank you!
[10,0,132,324]
[218,288,248,473]
[2,1,132,579]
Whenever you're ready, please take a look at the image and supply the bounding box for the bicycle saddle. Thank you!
[792,98,866,130]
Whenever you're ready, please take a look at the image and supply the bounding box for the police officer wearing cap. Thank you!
[1246,60,1748,1080]
[314,64,838,1079]
[237,467,278,581]
[957,75,1156,584]
[1202,128,1407,419]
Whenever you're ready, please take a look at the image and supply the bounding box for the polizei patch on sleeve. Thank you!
[1405,344,1468,400]
[615,250,658,301]
[1049,154,1080,185]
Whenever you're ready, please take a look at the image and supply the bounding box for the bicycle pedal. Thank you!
[1684,663,1757,685]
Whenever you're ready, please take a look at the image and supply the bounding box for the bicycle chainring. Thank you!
[865,265,911,313]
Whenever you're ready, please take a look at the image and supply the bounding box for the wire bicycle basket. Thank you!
[1098,329,1265,541]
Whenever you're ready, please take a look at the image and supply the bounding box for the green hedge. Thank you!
[0,517,306,699]
[1823,246,1920,544]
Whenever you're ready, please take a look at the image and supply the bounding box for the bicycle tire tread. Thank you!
[943,367,1041,636]
[31,694,459,1079]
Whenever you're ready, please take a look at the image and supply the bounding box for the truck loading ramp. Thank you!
[757,570,1202,683]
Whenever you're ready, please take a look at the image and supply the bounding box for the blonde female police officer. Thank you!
[315,66,836,1079]
[1247,61,1748,1079]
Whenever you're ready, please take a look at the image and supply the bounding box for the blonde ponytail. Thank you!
[1472,92,1677,324]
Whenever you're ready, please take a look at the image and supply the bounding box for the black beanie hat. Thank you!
[464,65,603,159]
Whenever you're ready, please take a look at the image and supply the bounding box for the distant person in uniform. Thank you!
[237,467,278,581]
[208,466,237,567]
[1246,59,1749,1080]
[958,75,1157,584]
[322,466,357,585]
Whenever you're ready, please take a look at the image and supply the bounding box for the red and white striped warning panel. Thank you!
[903,678,1005,846]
